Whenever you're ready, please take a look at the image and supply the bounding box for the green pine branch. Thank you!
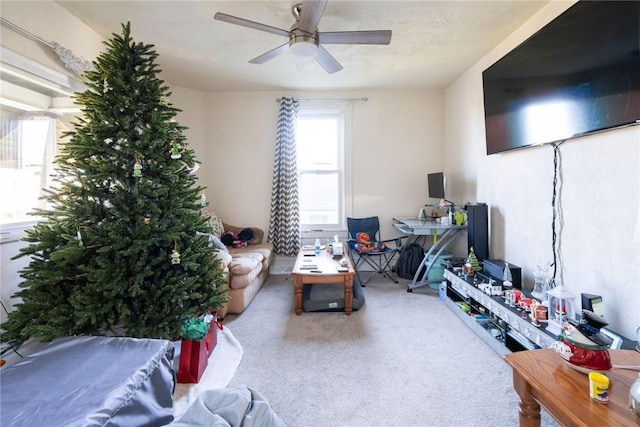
[1,22,227,352]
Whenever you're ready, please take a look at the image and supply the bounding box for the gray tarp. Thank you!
[172,385,286,427]
[0,336,175,427]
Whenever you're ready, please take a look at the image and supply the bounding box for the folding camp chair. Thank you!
[346,216,405,286]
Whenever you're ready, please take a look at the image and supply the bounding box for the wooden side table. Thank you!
[504,348,640,426]
[291,248,355,315]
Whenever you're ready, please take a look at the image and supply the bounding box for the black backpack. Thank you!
[394,243,425,279]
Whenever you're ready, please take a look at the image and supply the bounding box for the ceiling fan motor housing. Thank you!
[214,0,391,72]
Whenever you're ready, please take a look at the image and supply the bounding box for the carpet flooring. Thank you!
[223,274,560,427]
[173,326,244,418]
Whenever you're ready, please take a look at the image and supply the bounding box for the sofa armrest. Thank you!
[222,223,264,245]
[214,250,233,269]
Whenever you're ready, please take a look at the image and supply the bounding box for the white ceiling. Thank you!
[56,1,549,92]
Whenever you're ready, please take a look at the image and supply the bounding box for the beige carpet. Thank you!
[222,274,560,427]
[173,326,244,418]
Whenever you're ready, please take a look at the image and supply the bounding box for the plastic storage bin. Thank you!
[427,252,453,288]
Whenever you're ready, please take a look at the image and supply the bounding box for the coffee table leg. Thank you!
[513,371,541,427]
[344,275,353,315]
[293,276,302,315]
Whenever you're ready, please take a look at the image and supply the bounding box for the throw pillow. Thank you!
[206,212,225,238]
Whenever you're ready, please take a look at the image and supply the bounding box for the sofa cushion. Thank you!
[229,253,263,275]
[214,250,233,269]
[229,267,261,290]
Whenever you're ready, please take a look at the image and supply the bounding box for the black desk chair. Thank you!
[346,216,405,286]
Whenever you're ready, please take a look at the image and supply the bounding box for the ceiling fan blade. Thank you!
[319,30,392,45]
[315,46,343,74]
[214,12,289,38]
[249,43,290,64]
[298,0,327,32]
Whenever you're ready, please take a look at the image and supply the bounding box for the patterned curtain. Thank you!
[268,97,300,256]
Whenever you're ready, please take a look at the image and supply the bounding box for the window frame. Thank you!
[0,48,81,230]
[296,101,352,233]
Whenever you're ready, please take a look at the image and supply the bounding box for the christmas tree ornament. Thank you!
[185,162,200,175]
[76,227,84,247]
[103,77,110,93]
[170,140,182,159]
[466,246,481,273]
[170,242,181,265]
[144,217,151,225]
[200,194,207,206]
[133,155,142,177]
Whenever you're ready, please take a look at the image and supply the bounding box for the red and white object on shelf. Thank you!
[552,310,613,373]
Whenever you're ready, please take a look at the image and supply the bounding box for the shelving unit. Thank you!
[442,268,557,355]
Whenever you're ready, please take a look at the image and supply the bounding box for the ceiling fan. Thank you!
[214,0,392,74]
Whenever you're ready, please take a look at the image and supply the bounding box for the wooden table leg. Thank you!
[513,370,541,427]
[293,276,303,315]
[344,275,353,315]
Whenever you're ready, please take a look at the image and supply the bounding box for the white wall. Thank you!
[203,89,444,239]
[0,1,107,320]
[444,0,640,338]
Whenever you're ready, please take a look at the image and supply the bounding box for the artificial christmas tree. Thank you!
[1,23,227,350]
[466,247,481,273]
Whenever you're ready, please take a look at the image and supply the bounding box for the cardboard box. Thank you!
[483,259,522,288]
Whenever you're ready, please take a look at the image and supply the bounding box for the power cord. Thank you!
[549,140,566,287]
[0,300,24,359]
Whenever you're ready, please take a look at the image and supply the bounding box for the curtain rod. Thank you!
[276,97,368,102]
[1,18,94,75]
[0,18,54,48]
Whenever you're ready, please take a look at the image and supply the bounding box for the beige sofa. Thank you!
[206,213,274,318]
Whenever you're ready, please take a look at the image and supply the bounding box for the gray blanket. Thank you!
[171,385,286,427]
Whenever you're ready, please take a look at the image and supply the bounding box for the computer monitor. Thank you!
[427,172,445,200]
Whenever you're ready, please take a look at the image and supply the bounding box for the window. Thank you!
[0,47,81,228]
[296,103,351,231]
[0,110,70,224]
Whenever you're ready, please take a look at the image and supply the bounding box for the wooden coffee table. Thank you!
[504,348,640,426]
[291,248,355,315]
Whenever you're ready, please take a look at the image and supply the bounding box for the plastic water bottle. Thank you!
[503,262,513,287]
[314,239,321,255]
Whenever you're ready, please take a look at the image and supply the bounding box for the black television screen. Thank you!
[428,172,445,199]
[483,0,640,155]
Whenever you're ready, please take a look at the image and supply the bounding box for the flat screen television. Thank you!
[427,172,445,200]
[482,0,640,155]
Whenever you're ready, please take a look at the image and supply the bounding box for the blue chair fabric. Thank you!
[346,216,405,286]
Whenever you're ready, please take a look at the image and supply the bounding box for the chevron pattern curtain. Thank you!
[268,97,300,256]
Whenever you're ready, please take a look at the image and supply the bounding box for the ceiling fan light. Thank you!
[289,41,318,58]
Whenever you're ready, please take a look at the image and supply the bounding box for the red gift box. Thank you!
[177,317,223,384]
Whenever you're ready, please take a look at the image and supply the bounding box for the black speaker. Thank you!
[466,203,488,262]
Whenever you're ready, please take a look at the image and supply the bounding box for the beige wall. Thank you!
[444,0,640,338]
[0,2,104,77]
[202,89,444,239]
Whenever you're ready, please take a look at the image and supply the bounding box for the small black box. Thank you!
[483,259,522,288]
